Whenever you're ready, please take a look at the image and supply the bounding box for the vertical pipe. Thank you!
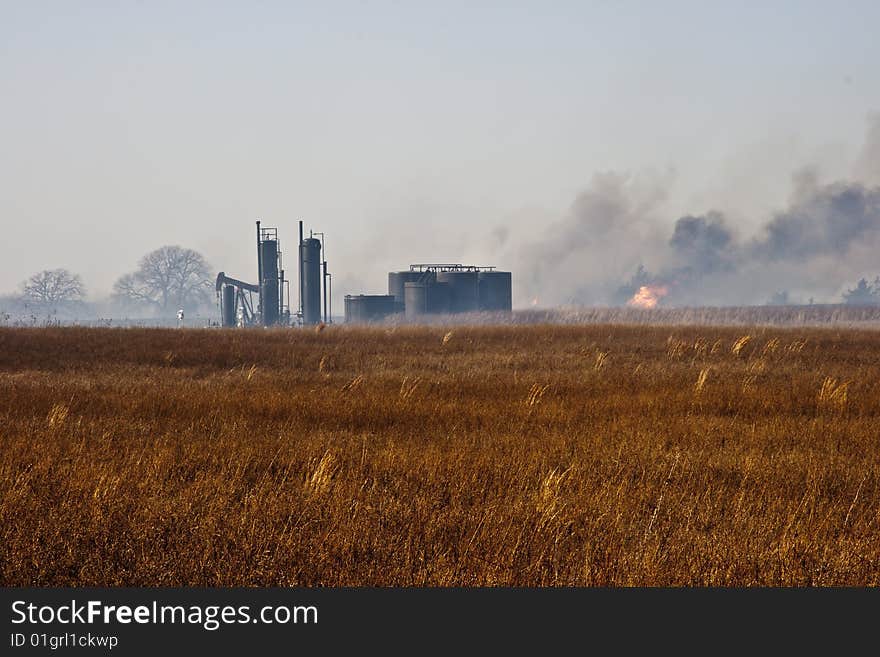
[298,220,304,322]
[328,273,332,324]
[279,268,285,322]
[322,261,328,324]
[277,243,284,321]
[256,220,263,324]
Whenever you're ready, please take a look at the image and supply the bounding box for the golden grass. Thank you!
[1,324,879,586]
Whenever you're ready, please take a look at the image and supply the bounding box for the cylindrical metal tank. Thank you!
[388,270,434,303]
[404,282,429,318]
[344,295,397,323]
[436,270,479,313]
[478,271,512,312]
[260,239,279,325]
[300,237,322,325]
[221,285,236,327]
[404,282,451,317]
[428,281,450,314]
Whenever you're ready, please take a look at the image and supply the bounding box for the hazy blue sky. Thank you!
[2,1,879,308]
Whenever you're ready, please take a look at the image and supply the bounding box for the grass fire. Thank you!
[627,284,670,309]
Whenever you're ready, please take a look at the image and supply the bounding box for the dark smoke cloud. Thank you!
[658,175,880,305]
[669,212,735,275]
[516,117,880,307]
[752,174,880,261]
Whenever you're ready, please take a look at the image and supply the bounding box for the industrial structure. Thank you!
[216,220,331,327]
[216,222,511,326]
[343,294,397,323]
[344,264,512,323]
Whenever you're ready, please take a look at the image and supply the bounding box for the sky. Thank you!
[2,1,879,310]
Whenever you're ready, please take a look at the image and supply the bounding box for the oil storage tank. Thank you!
[404,281,450,318]
[436,270,479,313]
[389,270,434,305]
[260,239,280,325]
[404,282,429,318]
[300,237,322,325]
[478,271,512,312]
[428,281,450,314]
[344,295,396,323]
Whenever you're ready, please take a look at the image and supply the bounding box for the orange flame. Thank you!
[627,284,669,309]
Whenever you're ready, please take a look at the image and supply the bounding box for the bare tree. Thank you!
[113,246,212,314]
[111,273,154,307]
[20,269,85,305]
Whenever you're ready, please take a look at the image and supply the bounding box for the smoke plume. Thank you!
[519,117,880,307]
[523,170,671,305]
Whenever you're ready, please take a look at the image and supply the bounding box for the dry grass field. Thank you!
[1,324,878,586]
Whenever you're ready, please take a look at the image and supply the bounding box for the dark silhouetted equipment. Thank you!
[403,264,509,319]
[344,295,397,323]
[218,219,509,327]
[404,280,451,317]
[388,270,431,309]
[344,263,512,323]
[404,282,429,318]
[221,284,235,326]
[436,270,479,313]
[216,272,259,327]
[256,221,288,326]
[217,219,328,328]
[299,220,325,325]
[478,271,513,311]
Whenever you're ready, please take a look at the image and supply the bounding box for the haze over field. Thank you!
[2,2,880,310]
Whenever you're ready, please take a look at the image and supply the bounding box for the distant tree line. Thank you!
[842,277,880,306]
[5,246,213,320]
[761,281,880,307]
